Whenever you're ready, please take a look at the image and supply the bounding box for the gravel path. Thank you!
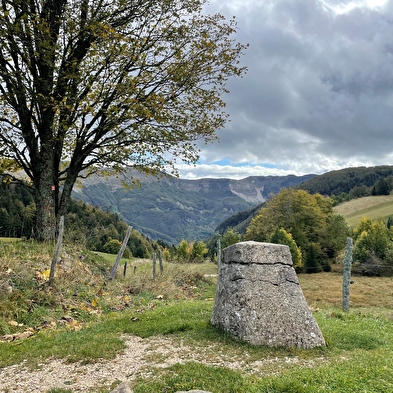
[0,335,174,393]
[0,334,327,392]
[1,334,242,393]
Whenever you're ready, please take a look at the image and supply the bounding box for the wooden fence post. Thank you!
[49,215,64,286]
[152,252,157,279]
[159,250,164,274]
[342,237,353,312]
[217,238,221,265]
[109,226,132,281]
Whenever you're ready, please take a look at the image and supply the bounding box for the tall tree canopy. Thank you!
[352,217,392,263]
[245,188,349,271]
[0,0,247,240]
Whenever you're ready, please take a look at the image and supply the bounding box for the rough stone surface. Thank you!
[211,241,325,348]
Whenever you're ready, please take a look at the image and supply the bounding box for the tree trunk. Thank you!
[33,148,82,241]
[33,149,58,241]
[34,179,57,241]
[58,169,79,218]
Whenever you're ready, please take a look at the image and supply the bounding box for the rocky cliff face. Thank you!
[227,175,313,204]
[72,172,315,244]
[169,174,315,204]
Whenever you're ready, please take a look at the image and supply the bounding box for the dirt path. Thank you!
[0,334,327,393]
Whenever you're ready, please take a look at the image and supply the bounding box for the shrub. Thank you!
[103,239,122,254]
[353,218,391,263]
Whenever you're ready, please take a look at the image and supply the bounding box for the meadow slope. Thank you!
[334,194,393,227]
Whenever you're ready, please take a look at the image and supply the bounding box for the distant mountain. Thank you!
[215,165,393,235]
[72,172,315,244]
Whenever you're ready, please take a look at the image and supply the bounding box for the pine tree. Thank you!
[304,244,322,274]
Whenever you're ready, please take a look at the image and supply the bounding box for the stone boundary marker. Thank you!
[211,241,325,348]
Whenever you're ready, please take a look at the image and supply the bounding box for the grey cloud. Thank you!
[193,0,393,178]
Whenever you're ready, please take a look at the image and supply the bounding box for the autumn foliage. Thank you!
[0,0,247,241]
[245,189,349,272]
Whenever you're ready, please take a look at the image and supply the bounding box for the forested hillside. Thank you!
[296,165,393,199]
[0,179,159,258]
[214,204,264,235]
[4,165,393,251]
[73,172,314,243]
[216,165,393,235]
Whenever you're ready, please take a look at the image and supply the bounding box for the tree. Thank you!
[324,214,350,259]
[221,228,241,249]
[353,217,392,263]
[304,243,322,274]
[177,239,192,261]
[386,175,393,191]
[245,188,330,250]
[205,232,221,262]
[191,240,208,262]
[245,188,345,270]
[0,1,247,241]
[349,185,370,199]
[103,238,122,254]
[371,178,390,196]
[331,192,350,206]
[387,215,393,230]
[353,216,373,241]
[270,228,302,270]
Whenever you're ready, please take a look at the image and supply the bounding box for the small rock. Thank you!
[110,381,133,393]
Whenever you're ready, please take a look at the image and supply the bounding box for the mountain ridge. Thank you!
[72,172,315,244]
[216,164,393,236]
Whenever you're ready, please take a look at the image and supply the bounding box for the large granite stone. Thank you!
[211,241,325,348]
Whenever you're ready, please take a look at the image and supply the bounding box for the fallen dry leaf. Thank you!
[1,329,35,342]
[16,331,35,340]
[8,320,24,327]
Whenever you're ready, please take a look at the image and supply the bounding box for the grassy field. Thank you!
[334,194,393,227]
[131,273,393,393]
[1,240,393,392]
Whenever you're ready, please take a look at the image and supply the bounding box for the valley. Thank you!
[72,172,314,244]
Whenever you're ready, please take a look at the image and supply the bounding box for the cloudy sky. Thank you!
[177,0,393,179]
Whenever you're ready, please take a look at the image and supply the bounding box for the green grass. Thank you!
[334,194,393,227]
[92,251,132,265]
[131,308,393,393]
[0,300,216,368]
[0,237,22,243]
[2,241,393,393]
[3,298,393,393]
